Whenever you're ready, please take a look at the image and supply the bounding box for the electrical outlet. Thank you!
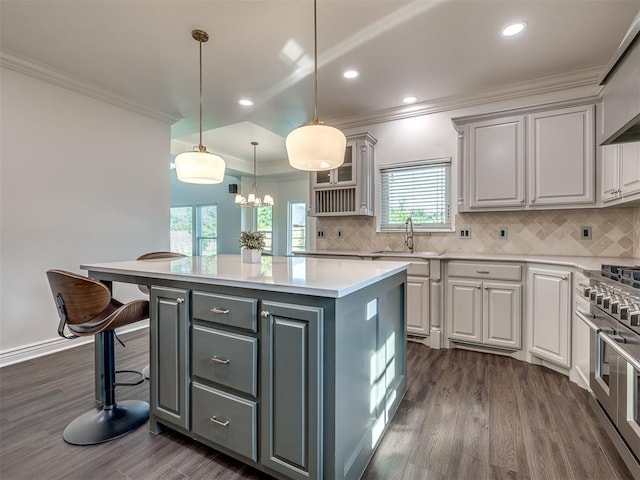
[498,227,508,240]
[459,228,471,239]
[337,229,343,239]
[581,226,592,240]
[317,230,325,238]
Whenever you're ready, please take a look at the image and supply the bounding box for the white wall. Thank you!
[0,67,171,360]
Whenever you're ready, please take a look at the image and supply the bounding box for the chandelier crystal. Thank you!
[235,142,274,207]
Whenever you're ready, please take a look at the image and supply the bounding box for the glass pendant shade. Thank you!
[177,29,226,184]
[175,150,225,184]
[286,0,345,172]
[286,123,346,171]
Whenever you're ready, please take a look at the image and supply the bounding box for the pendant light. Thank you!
[235,142,274,207]
[285,0,346,171]
[175,29,226,184]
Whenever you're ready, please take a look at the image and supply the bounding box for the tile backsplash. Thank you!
[316,206,640,258]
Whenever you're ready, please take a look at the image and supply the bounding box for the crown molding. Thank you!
[331,66,604,130]
[0,50,182,124]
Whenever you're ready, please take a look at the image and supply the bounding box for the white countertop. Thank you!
[293,250,640,272]
[81,254,409,299]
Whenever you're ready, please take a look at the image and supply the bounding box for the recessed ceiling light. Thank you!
[502,21,527,37]
[403,96,418,104]
[343,70,359,79]
[238,98,254,107]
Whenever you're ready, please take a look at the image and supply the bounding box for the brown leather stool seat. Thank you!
[46,269,150,445]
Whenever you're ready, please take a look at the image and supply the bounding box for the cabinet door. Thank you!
[150,286,190,430]
[407,275,430,336]
[447,279,482,343]
[468,115,525,208]
[620,141,640,197]
[261,301,322,480]
[528,105,595,206]
[528,267,572,368]
[601,145,621,202]
[334,141,356,186]
[483,282,522,349]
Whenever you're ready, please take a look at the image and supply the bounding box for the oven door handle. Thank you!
[576,310,601,333]
[599,331,640,373]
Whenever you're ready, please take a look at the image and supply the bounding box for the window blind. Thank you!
[380,161,451,230]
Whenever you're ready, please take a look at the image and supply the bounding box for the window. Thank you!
[197,205,217,256]
[379,159,451,231]
[170,206,193,255]
[170,204,217,255]
[256,206,273,253]
[289,202,307,253]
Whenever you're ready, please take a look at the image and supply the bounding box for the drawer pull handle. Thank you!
[261,310,270,318]
[211,307,230,314]
[210,416,229,427]
[476,270,490,274]
[176,298,184,304]
[210,355,229,365]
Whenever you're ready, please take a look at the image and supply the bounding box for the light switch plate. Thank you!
[317,230,325,238]
[498,227,508,240]
[581,226,592,240]
[459,228,471,239]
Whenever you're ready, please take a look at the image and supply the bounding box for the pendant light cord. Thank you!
[198,36,204,151]
[313,0,318,123]
[252,142,257,189]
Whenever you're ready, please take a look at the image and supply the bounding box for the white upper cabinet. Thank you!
[600,141,640,203]
[468,116,525,208]
[454,102,596,211]
[528,105,594,206]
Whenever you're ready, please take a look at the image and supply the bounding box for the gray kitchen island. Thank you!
[81,254,408,480]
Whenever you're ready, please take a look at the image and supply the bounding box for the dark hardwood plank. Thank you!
[0,331,634,480]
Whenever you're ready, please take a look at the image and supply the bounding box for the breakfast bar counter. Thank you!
[82,255,409,480]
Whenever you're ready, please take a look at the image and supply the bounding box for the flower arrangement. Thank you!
[238,230,266,251]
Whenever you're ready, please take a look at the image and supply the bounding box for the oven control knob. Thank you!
[595,293,605,305]
[590,290,599,301]
[630,311,640,327]
[602,296,612,309]
[583,286,592,298]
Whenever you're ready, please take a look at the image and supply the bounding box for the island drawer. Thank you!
[191,383,257,462]
[447,261,522,281]
[192,325,258,397]
[193,291,258,332]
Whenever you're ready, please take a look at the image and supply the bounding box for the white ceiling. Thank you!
[2,0,639,173]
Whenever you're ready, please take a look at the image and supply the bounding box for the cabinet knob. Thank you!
[531,197,536,203]
[176,297,184,304]
[484,286,488,290]
[562,276,567,280]
[261,310,270,318]
[476,284,481,289]
[520,197,524,203]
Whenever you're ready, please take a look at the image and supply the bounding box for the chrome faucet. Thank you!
[404,216,414,253]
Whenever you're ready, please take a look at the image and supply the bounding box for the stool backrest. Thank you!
[46,270,111,325]
[136,251,187,295]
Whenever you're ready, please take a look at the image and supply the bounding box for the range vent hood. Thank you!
[599,12,640,145]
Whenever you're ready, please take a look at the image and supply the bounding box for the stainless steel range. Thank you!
[577,265,640,478]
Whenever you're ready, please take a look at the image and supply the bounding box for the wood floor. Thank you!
[0,329,633,480]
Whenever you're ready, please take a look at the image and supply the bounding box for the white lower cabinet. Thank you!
[528,266,572,368]
[407,275,430,336]
[447,262,523,350]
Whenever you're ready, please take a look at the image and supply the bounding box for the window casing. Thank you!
[289,202,307,253]
[170,204,218,255]
[256,206,273,253]
[379,159,451,231]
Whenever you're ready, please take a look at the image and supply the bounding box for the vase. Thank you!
[241,248,261,264]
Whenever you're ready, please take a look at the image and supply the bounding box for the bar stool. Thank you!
[46,269,150,445]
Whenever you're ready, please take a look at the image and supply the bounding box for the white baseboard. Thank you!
[0,320,149,368]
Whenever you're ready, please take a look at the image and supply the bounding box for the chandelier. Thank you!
[235,142,274,207]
